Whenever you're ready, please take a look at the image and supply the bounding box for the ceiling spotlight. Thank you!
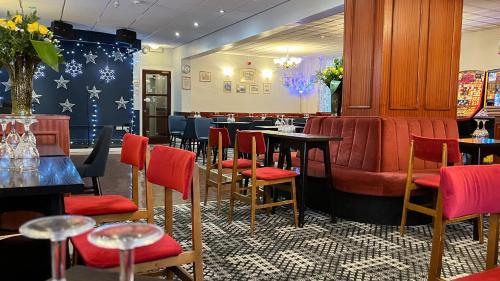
[193,22,199,28]
[132,0,143,4]
[113,0,120,8]
[219,9,225,14]
[175,32,180,37]
[320,35,325,39]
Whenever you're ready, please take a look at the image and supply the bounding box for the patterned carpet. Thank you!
[155,201,488,281]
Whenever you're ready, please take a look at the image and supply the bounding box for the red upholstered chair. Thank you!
[400,135,483,243]
[229,131,298,234]
[64,133,154,224]
[71,145,203,280]
[428,165,500,281]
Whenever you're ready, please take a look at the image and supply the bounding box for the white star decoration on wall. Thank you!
[112,49,125,62]
[87,85,102,99]
[34,65,46,80]
[31,90,42,104]
[65,59,83,77]
[115,96,129,110]
[83,51,98,64]
[59,99,75,113]
[54,75,70,89]
[1,79,11,92]
[99,66,116,83]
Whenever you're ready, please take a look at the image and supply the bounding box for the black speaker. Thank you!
[116,29,136,45]
[50,21,74,39]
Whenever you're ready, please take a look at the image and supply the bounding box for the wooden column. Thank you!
[342,0,463,118]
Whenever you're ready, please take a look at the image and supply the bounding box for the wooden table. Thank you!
[459,138,500,164]
[37,144,66,157]
[212,121,251,128]
[47,266,160,281]
[259,130,342,227]
[0,157,83,215]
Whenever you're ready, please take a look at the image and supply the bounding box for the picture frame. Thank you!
[249,84,259,94]
[236,84,247,94]
[240,68,256,83]
[223,81,232,93]
[199,71,211,82]
[263,83,271,94]
[182,76,191,90]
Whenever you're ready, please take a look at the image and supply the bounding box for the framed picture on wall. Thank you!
[240,68,256,83]
[223,81,232,93]
[199,71,211,82]
[182,76,191,90]
[236,84,247,94]
[263,83,271,94]
[249,84,259,94]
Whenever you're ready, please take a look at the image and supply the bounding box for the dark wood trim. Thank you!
[141,70,172,144]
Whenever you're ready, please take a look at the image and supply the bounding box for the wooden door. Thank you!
[142,70,171,144]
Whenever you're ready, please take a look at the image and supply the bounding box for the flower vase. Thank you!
[5,56,39,116]
[330,80,342,116]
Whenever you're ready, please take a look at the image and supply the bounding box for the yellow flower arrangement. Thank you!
[13,14,22,24]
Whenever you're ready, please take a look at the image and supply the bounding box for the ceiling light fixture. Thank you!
[194,22,199,28]
[175,31,180,37]
[113,0,120,8]
[274,51,302,69]
[219,9,225,14]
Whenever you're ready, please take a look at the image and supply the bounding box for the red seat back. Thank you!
[412,134,461,163]
[120,133,149,170]
[209,127,231,148]
[441,165,500,220]
[236,131,266,154]
[146,146,196,200]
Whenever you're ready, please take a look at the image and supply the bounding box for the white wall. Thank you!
[182,53,321,113]
[460,27,500,71]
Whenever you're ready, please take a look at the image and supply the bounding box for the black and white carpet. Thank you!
[154,201,487,281]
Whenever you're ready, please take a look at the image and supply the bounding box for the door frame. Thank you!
[141,69,172,144]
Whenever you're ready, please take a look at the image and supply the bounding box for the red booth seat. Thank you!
[296,116,459,197]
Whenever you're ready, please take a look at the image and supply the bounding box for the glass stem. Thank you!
[51,240,67,281]
[120,249,135,281]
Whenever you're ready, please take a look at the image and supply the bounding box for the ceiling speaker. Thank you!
[116,29,136,45]
[51,21,74,39]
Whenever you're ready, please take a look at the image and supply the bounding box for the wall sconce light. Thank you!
[223,67,234,77]
[262,69,273,80]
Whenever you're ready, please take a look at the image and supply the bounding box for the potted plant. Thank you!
[316,58,343,116]
[0,11,63,116]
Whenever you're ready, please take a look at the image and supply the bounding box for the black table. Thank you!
[459,138,500,164]
[259,130,342,227]
[0,157,83,215]
[47,266,160,281]
[37,144,66,157]
[255,125,304,133]
[212,121,251,128]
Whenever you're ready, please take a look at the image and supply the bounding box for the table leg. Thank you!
[278,140,286,169]
[299,142,308,228]
[321,142,335,223]
[49,194,65,215]
[266,137,276,167]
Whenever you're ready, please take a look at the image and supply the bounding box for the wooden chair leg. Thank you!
[250,185,257,235]
[478,214,484,244]
[228,180,236,223]
[193,258,204,281]
[428,191,444,281]
[487,213,500,269]
[216,182,222,215]
[291,179,298,227]
[400,188,411,236]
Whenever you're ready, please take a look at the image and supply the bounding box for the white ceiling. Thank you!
[0,0,291,47]
[219,0,500,59]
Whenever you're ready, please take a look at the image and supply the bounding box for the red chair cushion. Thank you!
[454,267,500,281]
[71,231,182,268]
[121,133,149,169]
[147,146,195,200]
[64,195,138,216]
[412,134,461,163]
[209,127,231,148]
[414,175,440,188]
[236,131,266,154]
[441,164,500,220]
[242,167,298,180]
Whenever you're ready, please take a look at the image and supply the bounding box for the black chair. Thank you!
[238,117,254,122]
[227,122,250,148]
[168,115,186,147]
[212,116,228,122]
[249,120,273,130]
[181,118,197,151]
[77,126,113,195]
[194,117,213,163]
[293,117,307,125]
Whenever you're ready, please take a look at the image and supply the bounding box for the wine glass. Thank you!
[15,117,40,171]
[19,215,96,281]
[88,223,164,281]
[0,117,13,170]
[5,117,21,151]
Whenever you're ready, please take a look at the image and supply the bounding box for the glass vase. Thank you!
[5,56,39,116]
[330,80,342,117]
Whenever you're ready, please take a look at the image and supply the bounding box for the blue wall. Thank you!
[0,29,140,146]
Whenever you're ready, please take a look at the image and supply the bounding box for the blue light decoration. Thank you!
[283,75,316,95]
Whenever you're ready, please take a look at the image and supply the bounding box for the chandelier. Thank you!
[274,54,302,69]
